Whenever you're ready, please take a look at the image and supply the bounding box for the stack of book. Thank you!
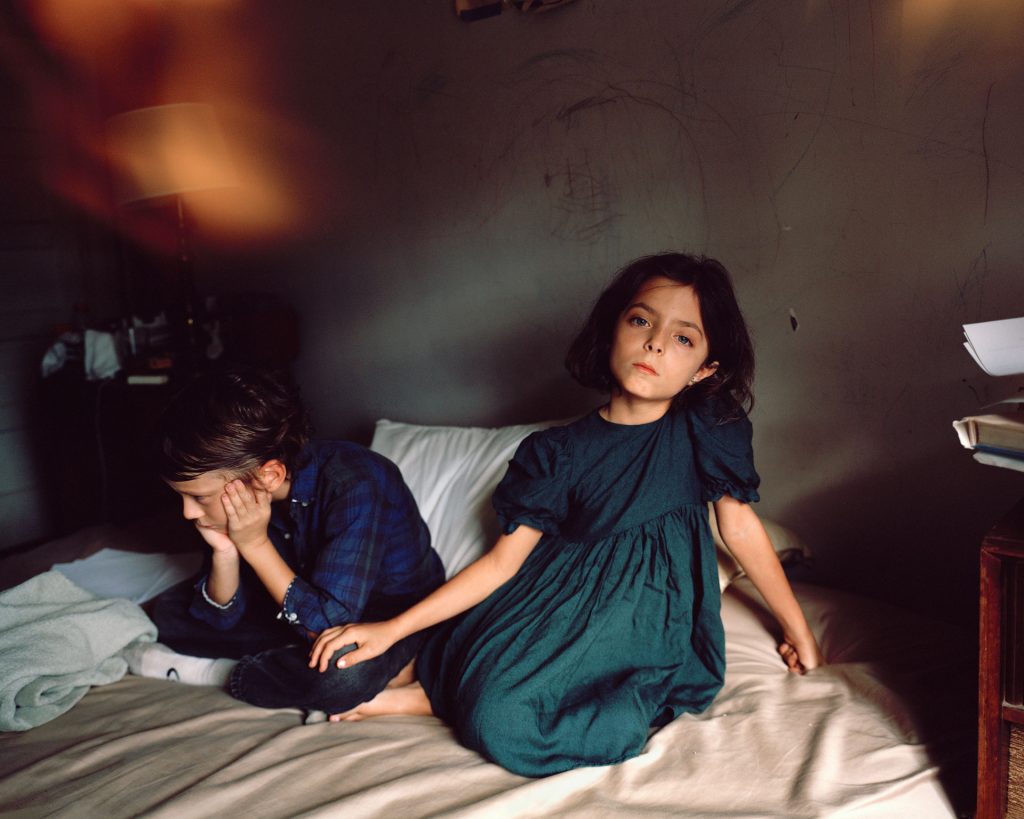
[953,411,1024,473]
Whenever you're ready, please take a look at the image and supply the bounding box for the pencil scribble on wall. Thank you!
[500,49,724,247]
[543,152,619,243]
[952,246,991,317]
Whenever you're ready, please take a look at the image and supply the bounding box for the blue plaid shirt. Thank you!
[190,441,444,636]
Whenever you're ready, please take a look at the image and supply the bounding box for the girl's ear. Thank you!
[254,459,288,492]
[694,360,720,383]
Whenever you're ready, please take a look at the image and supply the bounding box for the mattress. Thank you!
[0,577,974,818]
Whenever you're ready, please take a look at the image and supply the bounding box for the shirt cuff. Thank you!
[277,577,301,625]
[200,579,238,610]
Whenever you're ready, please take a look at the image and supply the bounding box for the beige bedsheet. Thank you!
[0,579,973,818]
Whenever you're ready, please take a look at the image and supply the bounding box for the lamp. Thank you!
[106,103,236,362]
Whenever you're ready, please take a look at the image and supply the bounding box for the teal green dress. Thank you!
[417,400,760,777]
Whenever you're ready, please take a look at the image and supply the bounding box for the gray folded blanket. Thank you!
[0,570,156,731]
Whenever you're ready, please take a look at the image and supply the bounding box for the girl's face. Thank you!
[608,276,718,416]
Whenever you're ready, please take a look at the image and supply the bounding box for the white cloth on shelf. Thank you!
[84,328,122,380]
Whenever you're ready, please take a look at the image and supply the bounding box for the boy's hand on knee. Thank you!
[308,621,400,673]
[222,480,273,553]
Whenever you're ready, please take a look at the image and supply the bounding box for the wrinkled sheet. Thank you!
[0,579,973,817]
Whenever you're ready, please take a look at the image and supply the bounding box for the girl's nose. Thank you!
[644,337,663,354]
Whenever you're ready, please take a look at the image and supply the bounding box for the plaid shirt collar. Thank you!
[270,447,317,533]
[287,446,318,505]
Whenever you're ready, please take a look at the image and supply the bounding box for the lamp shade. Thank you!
[107,103,237,205]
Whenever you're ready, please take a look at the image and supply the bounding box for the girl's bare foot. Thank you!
[329,681,432,722]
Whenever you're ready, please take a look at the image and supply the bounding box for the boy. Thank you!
[129,368,445,715]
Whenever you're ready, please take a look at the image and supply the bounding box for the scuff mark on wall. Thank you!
[952,246,991,316]
[415,70,451,105]
[982,81,995,223]
[962,377,982,404]
[546,151,621,243]
[556,94,617,128]
[905,47,966,109]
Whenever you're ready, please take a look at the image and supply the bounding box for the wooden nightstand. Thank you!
[979,496,1024,818]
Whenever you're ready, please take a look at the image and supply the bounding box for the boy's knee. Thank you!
[230,647,392,713]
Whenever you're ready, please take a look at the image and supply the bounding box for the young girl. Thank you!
[309,252,824,776]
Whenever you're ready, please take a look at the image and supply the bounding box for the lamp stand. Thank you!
[175,195,200,365]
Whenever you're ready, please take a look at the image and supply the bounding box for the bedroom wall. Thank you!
[0,17,121,551]
[201,0,1024,626]
[8,0,1024,626]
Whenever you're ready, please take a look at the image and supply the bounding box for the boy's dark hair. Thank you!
[158,367,312,481]
[565,252,755,415]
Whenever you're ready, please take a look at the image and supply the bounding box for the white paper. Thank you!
[951,418,972,449]
[52,548,201,604]
[963,317,1024,376]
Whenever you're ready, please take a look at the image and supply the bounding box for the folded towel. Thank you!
[0,571,157,731]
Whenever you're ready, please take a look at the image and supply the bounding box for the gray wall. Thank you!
[206,1,1024,625]
[9,1,1024,625]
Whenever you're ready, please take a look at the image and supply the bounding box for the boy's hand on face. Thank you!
[221,479,274,555]
[195,523,240,557]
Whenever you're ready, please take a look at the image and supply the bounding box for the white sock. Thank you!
[122,641,237,687]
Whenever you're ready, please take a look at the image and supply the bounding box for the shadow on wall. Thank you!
[777,446,1021,628]
[328,347,599,447]
[297,264,603,444]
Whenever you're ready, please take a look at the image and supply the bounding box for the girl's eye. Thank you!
[675,335,692,346]
[628,316,649,327]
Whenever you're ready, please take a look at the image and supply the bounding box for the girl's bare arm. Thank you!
[309,523,544,671]
[713,494,824,672]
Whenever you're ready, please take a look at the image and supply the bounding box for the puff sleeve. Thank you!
[686,398,760,504]
[492,427,571,536]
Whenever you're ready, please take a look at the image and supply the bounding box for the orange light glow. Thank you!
[901,0,1024,68]
[9,0,333,250]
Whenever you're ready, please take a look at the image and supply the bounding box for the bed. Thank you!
[0,418,975,817]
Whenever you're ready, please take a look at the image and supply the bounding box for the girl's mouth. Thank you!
[633,362,657,376]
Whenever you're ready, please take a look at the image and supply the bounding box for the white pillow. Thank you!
[708,504,812,591]
[371,418,562,577]
[371,418,811,590]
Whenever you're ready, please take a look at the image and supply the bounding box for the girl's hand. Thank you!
[221,479,273,554]
[778,631,824,674]
[308,621,401,672]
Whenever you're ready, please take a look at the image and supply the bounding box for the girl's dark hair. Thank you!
[565,252,755,415]
[157,367,312,481]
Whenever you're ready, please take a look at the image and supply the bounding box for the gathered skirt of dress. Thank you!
[417,504,725,777]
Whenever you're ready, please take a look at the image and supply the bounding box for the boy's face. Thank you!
[166,471,239,533]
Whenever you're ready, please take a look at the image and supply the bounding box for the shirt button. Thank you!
[301,501,309,507]
[283,533,291,540]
